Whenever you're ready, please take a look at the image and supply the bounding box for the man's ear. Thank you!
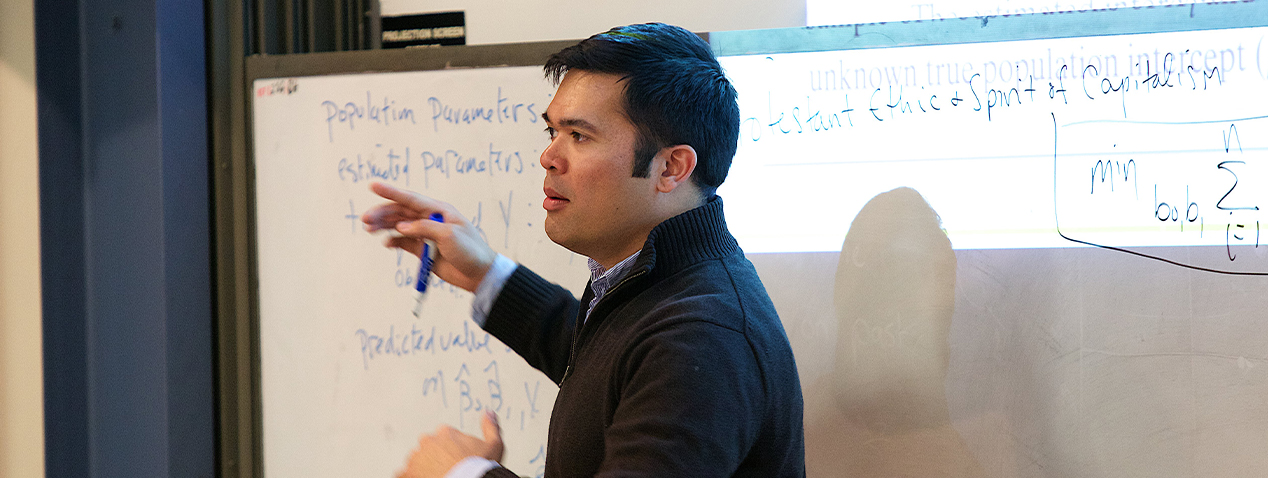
[655,144,698,193]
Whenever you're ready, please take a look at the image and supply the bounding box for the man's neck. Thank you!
[589,193,707,269]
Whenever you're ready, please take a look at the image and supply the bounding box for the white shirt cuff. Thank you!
[470,254,517,327]
[443,456,499,478]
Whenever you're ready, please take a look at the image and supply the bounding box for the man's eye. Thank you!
[571,131,585,142]
[545,126,557,139]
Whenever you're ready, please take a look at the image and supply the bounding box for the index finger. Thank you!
[369,182,472,227]
[361,202,421,231]
[369,182,445,215]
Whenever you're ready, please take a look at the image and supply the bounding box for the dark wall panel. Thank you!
[38,0,213,476]
[36,0,90,472]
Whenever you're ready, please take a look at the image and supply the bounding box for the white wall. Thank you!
[0,0,45,476]
[380,0,806,45]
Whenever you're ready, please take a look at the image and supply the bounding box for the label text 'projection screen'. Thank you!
[717,21,1268,478]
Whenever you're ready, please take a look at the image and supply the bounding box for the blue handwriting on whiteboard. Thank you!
[418,143,528,188]
[742,58,1226,141]
[337,146,411,185]
[427,87,539,132]
[354,321,493,370]
[422,369,447,407]
[322,92,416,142]
[415,361,546,439]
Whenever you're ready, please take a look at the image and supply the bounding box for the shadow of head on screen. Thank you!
[815,186,984,476]
[833,186,956,430]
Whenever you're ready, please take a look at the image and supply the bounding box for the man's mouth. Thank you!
[543,187,569,211]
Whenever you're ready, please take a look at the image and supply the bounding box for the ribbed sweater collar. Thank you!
[630,195,740,279]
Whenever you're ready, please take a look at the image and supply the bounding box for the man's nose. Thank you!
[540,139,565,173]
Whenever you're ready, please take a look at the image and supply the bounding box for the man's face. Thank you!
[540,71,661,266]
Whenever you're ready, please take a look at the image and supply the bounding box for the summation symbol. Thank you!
[1217,124,1260,261]
[1054,113,1268,276]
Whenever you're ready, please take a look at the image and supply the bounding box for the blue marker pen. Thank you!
[413,212,444,317]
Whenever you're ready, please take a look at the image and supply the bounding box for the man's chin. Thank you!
[544,224,589,257]
[543,220,566,246]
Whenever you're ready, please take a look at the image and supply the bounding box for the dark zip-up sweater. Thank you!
[481,197,805,477]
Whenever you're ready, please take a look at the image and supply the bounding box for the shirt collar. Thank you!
[588,251,641,302]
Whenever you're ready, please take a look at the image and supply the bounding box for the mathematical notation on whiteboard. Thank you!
[718,26,1268,266]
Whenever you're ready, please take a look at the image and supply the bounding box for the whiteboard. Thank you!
[247,7,1268,478]
[720,26,1268,259]
[252,66,588,477]
[715,13,1268,478]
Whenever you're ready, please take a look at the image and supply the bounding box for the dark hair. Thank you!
[544,23,739,197]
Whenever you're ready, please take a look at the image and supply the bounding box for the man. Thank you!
[363,23,804,477]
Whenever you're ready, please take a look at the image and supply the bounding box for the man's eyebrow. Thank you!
[558,118,597,130]
[541,112,597,131]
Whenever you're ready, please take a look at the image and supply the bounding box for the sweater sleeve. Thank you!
[482,265,581,384]
[480,466,520,478]
[596,321,765,477]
